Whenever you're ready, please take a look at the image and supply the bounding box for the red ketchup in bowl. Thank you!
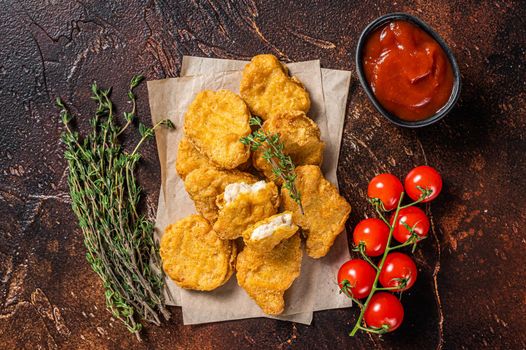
[363,20,454,121]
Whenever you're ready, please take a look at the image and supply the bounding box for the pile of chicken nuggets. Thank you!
[160,54,352,315]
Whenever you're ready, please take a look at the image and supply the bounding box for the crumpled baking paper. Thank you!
[147,56,352,325]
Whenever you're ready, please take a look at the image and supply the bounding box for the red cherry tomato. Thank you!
[368,174,404,211]
[337,259,376,299]
[404,166,442,202]
[379,252,418,292]
[364,292,404,332]
[353,218,390,257]
[390,206,430,244]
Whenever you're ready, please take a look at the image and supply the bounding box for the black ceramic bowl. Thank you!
[355,13,461,128]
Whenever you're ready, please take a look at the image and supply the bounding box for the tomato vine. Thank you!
[341,181,435,335]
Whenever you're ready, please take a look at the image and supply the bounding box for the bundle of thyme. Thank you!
[56,76,172,340]
[240,116,304,214]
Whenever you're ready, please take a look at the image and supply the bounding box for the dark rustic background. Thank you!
[1,1,525,349]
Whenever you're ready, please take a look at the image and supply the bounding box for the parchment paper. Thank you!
[147,57,352,325]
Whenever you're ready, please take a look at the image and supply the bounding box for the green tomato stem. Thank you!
[356,325,388,335]
[374,204,391,227]
[349,192,405,337]
[388,239,414,251]
[358,243,379,271]
[375,286,401,291]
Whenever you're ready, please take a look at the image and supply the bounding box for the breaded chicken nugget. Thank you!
[175,137,214,180]
[213,181,279,240]
[184,167,258,223]
[241,212,298,253]
[236,234,302,315]
[281,165,351,258]
[253,111,325,182]
[184,90,251,169]
[160,215,236,291]
[240,54,311,120]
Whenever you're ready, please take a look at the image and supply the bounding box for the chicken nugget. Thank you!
[253,111,324,182]
[241,212,298,253]
[240,54,310,120]
[184,167,258,223]
[236,234,302,315]
[176,137,214,180]
[184,90,251,169]
[160,215,236,291]
[281,165,351,258]
[213,180,279,240]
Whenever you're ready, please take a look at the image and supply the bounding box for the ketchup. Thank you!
[363,20,454,121]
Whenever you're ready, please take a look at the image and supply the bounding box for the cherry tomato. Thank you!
[379,252,418,291]
[337,259,376,299]
[404,165,442,202]
[368,174,404,211]
[390,206,430,244]
[364,292,404,332]
[353,218,390,257]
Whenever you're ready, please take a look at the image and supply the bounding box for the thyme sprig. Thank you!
[57,76,174,341]
[240,116,304,214]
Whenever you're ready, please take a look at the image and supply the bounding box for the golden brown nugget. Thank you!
[213,181,280,240]
[240,54,311,120]
[236,234,302,315]
[175,137,214,180]
[160,215,236,291]
[242,212,298,253]
[184,167,258,223]
[281,165,351,259]
[184,90,251,169]
[253,111,324,182]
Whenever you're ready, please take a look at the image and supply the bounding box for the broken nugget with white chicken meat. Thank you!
[241,212,298,253]
[184,167,257,223]
[213,180,279,240]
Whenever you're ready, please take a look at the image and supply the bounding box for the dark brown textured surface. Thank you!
[0,1,525,349]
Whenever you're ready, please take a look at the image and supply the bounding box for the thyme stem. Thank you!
[240,116,304,214]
